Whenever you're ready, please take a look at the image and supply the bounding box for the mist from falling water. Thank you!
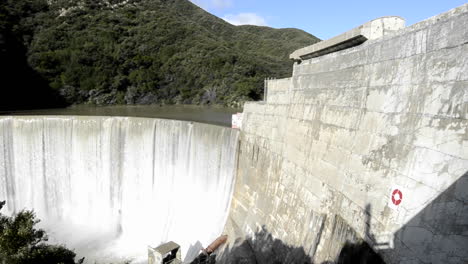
[0,116,239,263]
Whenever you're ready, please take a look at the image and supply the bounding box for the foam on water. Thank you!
[0,116,239,263]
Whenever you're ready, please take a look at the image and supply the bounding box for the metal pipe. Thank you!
[204,235,228,255]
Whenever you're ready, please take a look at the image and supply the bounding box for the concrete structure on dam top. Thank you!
[223,3,467,264]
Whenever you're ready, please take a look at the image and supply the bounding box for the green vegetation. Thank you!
[0,0,319,109]
[0,201,83,264]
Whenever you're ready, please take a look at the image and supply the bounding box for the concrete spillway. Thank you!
[0,116,239,263]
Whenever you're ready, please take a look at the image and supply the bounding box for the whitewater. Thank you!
[0,116,239,263]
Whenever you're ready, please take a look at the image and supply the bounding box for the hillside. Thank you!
[0,0,319,109]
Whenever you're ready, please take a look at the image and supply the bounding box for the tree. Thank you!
[0,201,84,264]
[2,0,320,108]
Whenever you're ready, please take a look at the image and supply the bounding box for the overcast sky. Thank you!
[190,0,467,39]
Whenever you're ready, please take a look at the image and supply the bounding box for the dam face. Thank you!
[0,116,239,263]
[225,4,468,264]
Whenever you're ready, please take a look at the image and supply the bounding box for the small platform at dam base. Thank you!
[148,242,182,264]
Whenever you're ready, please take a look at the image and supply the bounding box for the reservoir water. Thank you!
[0,105,240,127]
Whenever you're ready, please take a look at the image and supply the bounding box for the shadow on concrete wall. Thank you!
[378,171,468,263]
[216,226,313,264]
[191,173,467,263]
[325,241,384,264]
[211,226,382,264]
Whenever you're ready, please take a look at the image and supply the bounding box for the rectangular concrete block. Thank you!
[426,81,467,119]
[404,147,466,191]
[395,29,428,58]
[412,116,468,159]
[426,12,468,52]
[357,111,393,134]
[290,17,405,60]
[330,106,363,130]
[425,46,466,83]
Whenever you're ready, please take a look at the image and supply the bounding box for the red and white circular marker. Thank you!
[391,189,403,206]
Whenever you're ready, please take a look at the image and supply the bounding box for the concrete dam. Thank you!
[222,4,467,264]
[1,3,467,264]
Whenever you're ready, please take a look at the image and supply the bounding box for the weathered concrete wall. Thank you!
[225,4,467,264]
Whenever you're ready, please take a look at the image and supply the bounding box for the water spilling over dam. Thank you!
[0,116,239,263]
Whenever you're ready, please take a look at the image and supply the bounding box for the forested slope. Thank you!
[0,0,319,109]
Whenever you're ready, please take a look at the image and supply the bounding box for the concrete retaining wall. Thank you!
[225,4,468,263]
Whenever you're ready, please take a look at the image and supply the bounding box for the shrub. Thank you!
[0,201,84,264]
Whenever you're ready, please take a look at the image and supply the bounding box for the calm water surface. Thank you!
[0,105,241,127]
